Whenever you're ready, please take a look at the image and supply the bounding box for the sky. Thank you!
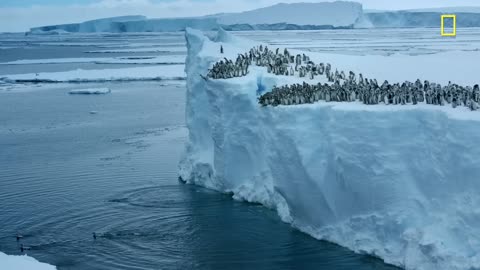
[1,0,480,32]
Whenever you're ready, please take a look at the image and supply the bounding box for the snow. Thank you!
[0,55,185,65]
[95,55,185,65]
[1,65,186,83]
[96,43,185,49]
[0,252,56,270]
[179,28,480,270]
[363,12,480,28]
[0,58,111,65]
[304,50,480,86]
[85,47,186,53]
[69,88,111,95]
[28,42,128,47]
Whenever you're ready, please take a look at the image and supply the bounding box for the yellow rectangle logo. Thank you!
[441,14,456,36]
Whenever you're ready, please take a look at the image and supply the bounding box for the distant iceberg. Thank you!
[30,15,146,33]
[28,2,480,33]
[29,2,363,33]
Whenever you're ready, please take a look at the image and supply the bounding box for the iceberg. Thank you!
[69,88,111,95]
[28,2,363,34]
[27,3,480,33]
[0,252,56,270]
[30,16,146,33]
[2,65,186,83]
[216,2,362,27]
[84,47,186,54]
[179,28,480,270]
[0,55,185,65]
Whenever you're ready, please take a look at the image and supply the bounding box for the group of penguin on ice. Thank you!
[206,44,480,111]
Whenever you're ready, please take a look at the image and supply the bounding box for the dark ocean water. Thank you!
[0,33,400,270]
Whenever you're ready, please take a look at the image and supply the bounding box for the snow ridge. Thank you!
[179,28,480,270]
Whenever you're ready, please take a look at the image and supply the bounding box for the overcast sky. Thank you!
[2,0,480,32]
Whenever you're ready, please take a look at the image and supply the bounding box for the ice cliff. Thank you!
[26,2,480,33]
[179,28,480,270]
[216,2,362,28]
[28,2,363,33]
[30,16,146,33]
[364,11,480,28]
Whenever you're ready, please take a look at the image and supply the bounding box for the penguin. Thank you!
[93,232,97,240]
[220,45,224,54]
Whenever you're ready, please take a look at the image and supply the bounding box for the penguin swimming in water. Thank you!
[20,244,31,252]
[93,232,97,240]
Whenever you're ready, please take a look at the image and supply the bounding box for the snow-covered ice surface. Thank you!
[28,2,362,34]
[95,55,185,65]
[0,55,185,65]
[238,28,480,56]
[69,88,111,94]
[85,47,187,53]
[0,252,57,270]
[1,65,186,83]
[0,58,112,65]
[179,28,480,270]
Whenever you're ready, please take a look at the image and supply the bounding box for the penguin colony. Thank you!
[260,80,480,110]
[207,45,480,111]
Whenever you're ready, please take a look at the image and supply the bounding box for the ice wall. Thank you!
[25,2,480,33]
[28,2,363,33]
[179,28,480,270]
[30,16,146,33]
[364,12,480,28]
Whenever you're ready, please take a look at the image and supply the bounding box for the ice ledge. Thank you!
[180,28,480,270]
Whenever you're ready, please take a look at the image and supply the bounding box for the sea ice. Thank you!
[0,58,111,65]
[2,65,186,83]
[0,55,186,65]
[85,47,186,53]
[0,252,57,270]
[69,88,111,95]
